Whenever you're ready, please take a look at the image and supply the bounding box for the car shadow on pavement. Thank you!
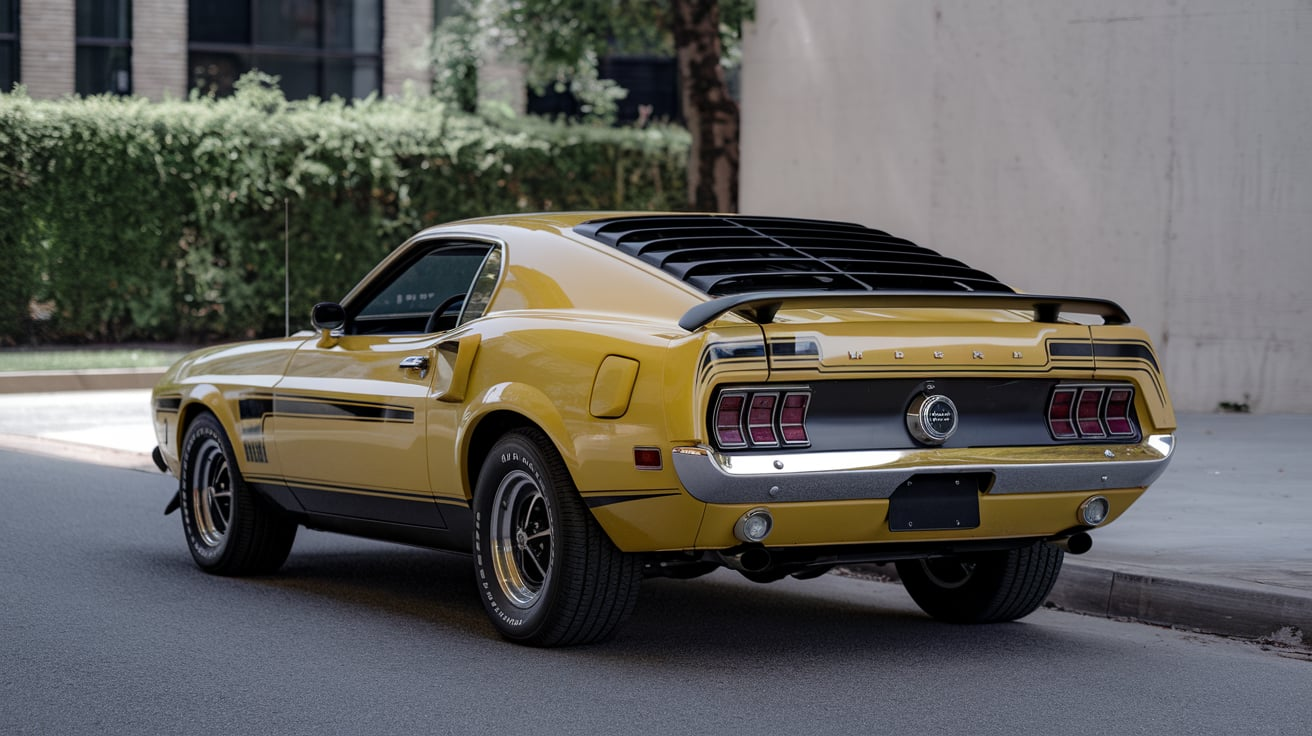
[140,531,1118,663]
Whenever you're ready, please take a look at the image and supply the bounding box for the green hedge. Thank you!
[0,77,689,344]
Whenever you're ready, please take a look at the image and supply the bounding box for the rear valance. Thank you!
[678,290,1132,331]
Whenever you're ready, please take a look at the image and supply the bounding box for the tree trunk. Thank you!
[670,0,739,212]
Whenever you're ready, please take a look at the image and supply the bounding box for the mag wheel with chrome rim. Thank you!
[178,414,296,575]
[488,468,554,607]
[473,429,640,647]
[895,542,1064,623]
[190,433,233,550]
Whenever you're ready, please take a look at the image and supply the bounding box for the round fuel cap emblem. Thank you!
[906,394,959,445]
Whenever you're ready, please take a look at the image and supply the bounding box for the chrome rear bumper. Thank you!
[671,435,1174,505]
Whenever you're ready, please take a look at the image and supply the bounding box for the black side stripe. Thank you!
[1047,340,1094,359]
[1047,339,1160,371]
[1093,341,1160,371]
[584,492,681,508]
[236,391,415,424]
[238,395,275,420]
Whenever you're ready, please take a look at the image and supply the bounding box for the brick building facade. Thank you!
[6,0,432,100]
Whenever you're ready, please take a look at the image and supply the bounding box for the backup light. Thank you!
[1079,496,1111,526]
[733,507,774,543]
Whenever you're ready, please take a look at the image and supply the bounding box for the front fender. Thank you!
[178,384,241,451]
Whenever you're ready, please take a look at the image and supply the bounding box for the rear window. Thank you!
[575,215,1013,297]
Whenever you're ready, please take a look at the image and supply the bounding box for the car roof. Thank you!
[378,213,1122,330]
[426,212,1013,298]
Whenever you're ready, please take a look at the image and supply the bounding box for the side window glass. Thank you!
[351,244,489,334]
[457,244,503,325]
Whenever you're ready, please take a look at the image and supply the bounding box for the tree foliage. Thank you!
[434,0,752,210]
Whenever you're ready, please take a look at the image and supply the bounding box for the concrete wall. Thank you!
[741,0,1312,413]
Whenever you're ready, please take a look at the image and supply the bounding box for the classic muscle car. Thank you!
[152,212,1175,646]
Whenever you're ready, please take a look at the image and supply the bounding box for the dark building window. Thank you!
[76,0,132,95]
[0,0,18,92]
[189,0,381,99]
[527,55,681,125]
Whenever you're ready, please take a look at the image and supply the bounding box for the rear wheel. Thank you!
[178,414,296,575]
[473,429,640,646]
[895,542,1063,623]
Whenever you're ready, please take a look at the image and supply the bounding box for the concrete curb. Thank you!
[0,368,165,394]
[1050,560,1311,646]
[842,561,1312,647]
[0,433,159,472]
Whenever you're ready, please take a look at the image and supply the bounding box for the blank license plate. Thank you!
[887,474,983,532]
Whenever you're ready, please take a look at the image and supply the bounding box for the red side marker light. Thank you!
[633,447,662,470]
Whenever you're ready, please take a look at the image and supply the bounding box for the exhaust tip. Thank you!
[716,547,773,573]
[1055,532,1093,555]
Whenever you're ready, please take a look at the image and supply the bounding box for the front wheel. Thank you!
[473,429,640,646]
[895,542,1064,623]
[178,413,297,575]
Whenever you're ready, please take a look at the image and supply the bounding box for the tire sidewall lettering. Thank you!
[180,422,227,563]
[476,437,554,637]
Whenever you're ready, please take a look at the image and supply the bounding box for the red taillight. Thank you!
[747,393,779,446]
[1076,388,1107,438]
[1048,387,1079,439]
[1104,388,1136,436]
[715,393,747,448]
[1049,385,1138,441]
[780,392,811,445]
[712,387,811,450]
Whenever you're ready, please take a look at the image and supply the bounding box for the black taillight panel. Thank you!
[707,378,1141,452]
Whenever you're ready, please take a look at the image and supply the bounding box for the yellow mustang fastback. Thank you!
[152,212,1175,646]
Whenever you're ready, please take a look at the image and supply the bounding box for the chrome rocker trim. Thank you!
[671,434,1175,505]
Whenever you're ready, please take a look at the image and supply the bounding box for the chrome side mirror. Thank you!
[311,302,345,346]
[311,302,345,330]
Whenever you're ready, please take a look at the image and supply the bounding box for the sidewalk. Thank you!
[1,380,1308,647]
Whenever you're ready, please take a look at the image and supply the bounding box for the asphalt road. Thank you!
[2,449,1308,736]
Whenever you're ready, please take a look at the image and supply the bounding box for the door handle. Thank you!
[399,355,430,378]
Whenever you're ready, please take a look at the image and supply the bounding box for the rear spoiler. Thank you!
[678,290,1131,332]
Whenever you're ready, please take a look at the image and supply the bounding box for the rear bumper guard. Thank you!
[671,435,1174,505]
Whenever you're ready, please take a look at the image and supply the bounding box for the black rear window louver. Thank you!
[574,215,1014,297]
